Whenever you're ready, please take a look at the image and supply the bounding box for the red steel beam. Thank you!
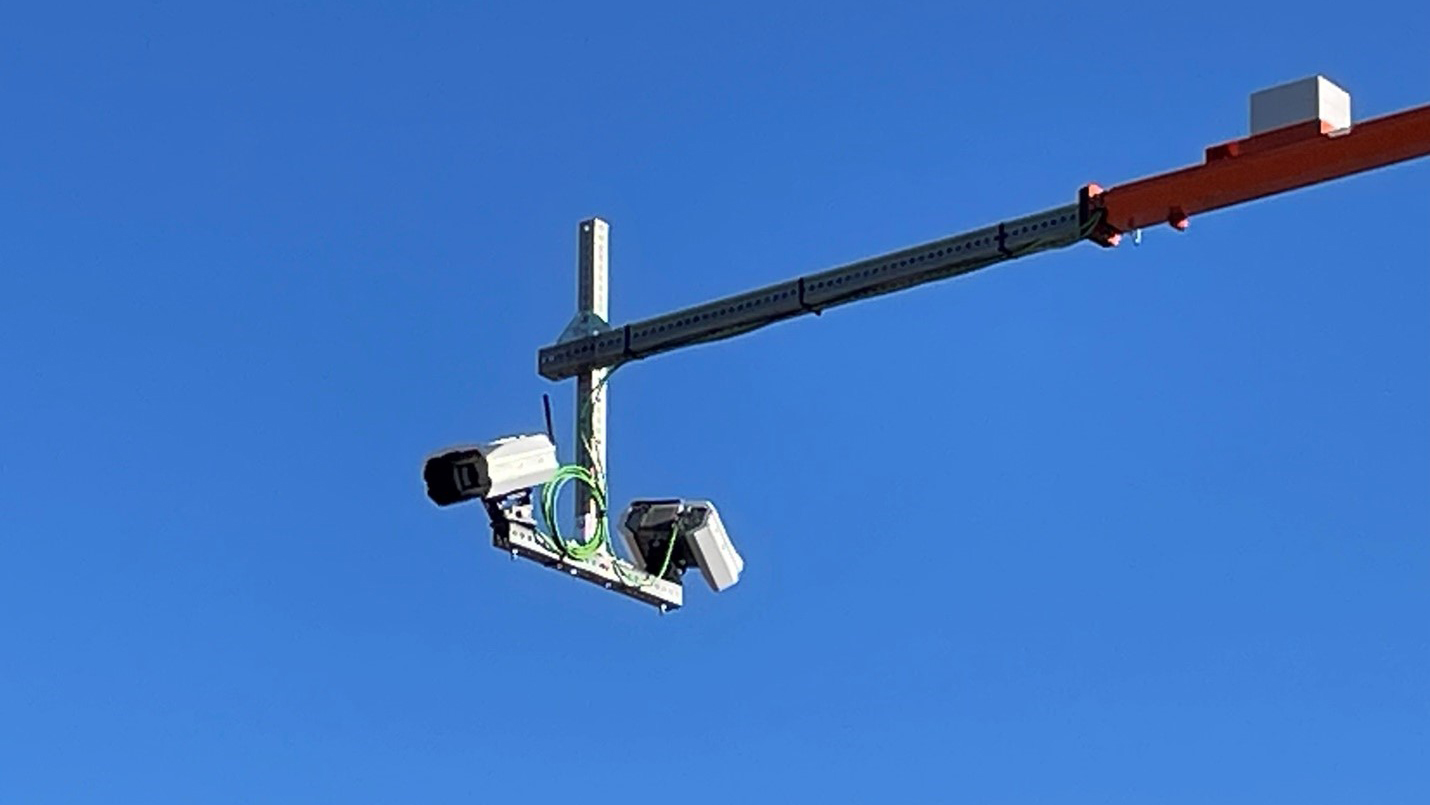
[1085,102,1430,245]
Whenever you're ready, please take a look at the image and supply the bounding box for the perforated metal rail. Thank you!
[538,203,1083,380]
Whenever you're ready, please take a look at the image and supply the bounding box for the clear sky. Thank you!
[3,2,1427,802]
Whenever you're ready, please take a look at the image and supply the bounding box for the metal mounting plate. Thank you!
[557,310,611,344]
[487,501,683,611]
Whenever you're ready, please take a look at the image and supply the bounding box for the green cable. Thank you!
[542,361,683,585]
[570,362,620,483]
[538,463,609,560]
[652,522,679,579]
[532,362,623,560]
[610,521,681,589]
[1079,208,1107,239]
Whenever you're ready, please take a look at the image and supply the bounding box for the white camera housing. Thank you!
[685,502,743,592]
[618,499,744,592]
[423,433,558,505]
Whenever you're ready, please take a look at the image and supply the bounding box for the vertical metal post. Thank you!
[574,218,609,543]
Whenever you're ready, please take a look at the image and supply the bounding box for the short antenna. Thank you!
[542,393,557,447]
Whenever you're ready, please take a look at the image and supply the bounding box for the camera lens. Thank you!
[424,450,487,506]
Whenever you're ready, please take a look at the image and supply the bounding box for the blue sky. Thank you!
[2,2,1427,802]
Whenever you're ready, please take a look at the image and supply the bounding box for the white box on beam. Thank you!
[1250,75,1351,135]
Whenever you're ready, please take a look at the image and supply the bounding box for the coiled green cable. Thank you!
[538,463,609,560]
